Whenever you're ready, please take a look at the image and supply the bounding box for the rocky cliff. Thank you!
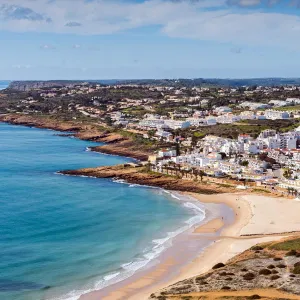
[8,80,89,91]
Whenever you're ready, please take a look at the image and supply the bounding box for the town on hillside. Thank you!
[1,81,300,196]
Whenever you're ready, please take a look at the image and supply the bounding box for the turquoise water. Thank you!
[0,123,197,300]
[0,81,9,90]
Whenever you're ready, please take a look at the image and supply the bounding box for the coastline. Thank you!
[79,192,235,300]
[3,118,300,299]
[0,114,151,160]
[79,192,300,300]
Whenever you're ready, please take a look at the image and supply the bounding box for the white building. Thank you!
[264,110,290,120]
[215,106,232,115]
[269,100,288,107]
[205,117,217,126]
[158,149,177,158]
[164,120,191,130]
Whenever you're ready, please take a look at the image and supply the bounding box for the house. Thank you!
[264,110,290,120]
[155,130,173,141]
[205,117,217,126]
[158,149,177,158]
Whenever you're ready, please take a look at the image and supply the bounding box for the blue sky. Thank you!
[1,0,300,80]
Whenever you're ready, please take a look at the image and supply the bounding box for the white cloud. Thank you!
[12,64,31,69]
[1,0,300,50]
[40,44,56,50]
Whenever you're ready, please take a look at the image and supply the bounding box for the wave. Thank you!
[51,190,206,300]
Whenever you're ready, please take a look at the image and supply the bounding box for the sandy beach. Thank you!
[80,192,300,300]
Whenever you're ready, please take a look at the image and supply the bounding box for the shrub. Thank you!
[270,275,280,280]
[273,257,282,261]
[251,246,263,251]
[272,270,279,274]
[277,264,286,269]
[267,264,275,269]
[286,250,298,256]
[290,274,296,278]
[221,286,231,290]
[243,273,255,280]
[249,295,261,299]
[293,266,300,274]
[212,263,225,269]
[294,262,300,267]
[226,277,233,281]
[241,268,248,272]
[259,269,272,275]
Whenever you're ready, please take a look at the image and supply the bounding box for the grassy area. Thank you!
[252,188,271,194]
[275,105,300,111]
[217,183,233,188]
[269,238,300,251]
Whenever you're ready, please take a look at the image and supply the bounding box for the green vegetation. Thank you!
[293,266,300,274]
[275,105,300,111]
[217,183,233,188]
[269,238,300,251]
[212,263,225,269]
[252,188,271,194]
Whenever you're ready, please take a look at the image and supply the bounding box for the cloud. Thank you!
[0,4,51,22]
[1,0,300,51]
[65,21,82,27]
[72,44,81,49]
[227,0,261,6]
[40,44,56,50]
[12,64,31,69]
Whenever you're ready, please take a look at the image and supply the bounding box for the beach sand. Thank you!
[193,218,224,233]
[80,193,300,300]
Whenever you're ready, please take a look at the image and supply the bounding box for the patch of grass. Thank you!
[269,238,300,251]
[218,183,233,188]
[252,188,271,194]
[275,105,300,111]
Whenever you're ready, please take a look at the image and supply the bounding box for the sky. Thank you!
[1,0,300,80]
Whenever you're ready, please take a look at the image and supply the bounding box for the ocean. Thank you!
[0,81,10,90]
[0,123,205,300]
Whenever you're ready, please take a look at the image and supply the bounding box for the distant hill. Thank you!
[116,78,300,87]
[6,77,300,91]
[7,80,94,91]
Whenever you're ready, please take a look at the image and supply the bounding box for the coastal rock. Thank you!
[59,165,232,194]
[152,237,300,299]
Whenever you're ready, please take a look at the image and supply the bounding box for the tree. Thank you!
[283,168,292,179]
[198,170,206,182]
[240,160,249,167]
[175,142,181,156]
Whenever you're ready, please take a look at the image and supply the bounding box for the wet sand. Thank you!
[80,192,300,300]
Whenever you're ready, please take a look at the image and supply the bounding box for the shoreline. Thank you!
[79,192,234,300]
[3,119,300,299]
[80,192,300,300]
[0,115,151,160]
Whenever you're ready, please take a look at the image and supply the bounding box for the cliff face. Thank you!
[8,80,89,91]
[0,114,151,161]
[59,165,229,194]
